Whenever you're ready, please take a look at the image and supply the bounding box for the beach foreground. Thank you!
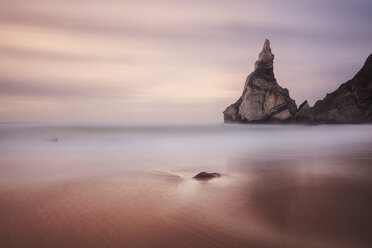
[0,123,372,248]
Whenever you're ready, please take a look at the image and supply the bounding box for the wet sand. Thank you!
[0,124,372,248]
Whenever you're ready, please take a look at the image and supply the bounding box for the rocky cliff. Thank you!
[309,54,372,123]
[223,40,297,123]
[223,40,372,124]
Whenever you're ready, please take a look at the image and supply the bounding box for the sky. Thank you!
[0,0,371,122]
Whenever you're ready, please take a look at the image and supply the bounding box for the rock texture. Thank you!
[224,40,297,123]
[295,101,312,122]
[193,172,221,180]
[310,54,372,123]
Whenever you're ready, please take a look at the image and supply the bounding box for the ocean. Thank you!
[1,123,371,247]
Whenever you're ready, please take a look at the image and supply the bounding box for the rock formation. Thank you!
[224,40,297,123]
[193,172,221,180]
[223,39,372,124]
[295,101,312,122]
[310,54,372,123]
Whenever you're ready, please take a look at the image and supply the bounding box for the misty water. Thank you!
[1,123,372,248]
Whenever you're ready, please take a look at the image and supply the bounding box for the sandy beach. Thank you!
[1,124,372,248]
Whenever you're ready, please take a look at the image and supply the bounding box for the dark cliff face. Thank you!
[310,54,372,123]
[223,40,297,123]
[295,101,311,122]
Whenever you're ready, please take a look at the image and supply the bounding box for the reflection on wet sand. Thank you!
[242,159,372,247]
[0,124,372,247]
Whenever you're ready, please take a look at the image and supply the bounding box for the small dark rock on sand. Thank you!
[193,172,221,180]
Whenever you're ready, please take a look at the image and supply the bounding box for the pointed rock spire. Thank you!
[223,39,297,123]
[255,39,274,70]
[253,39,275,80]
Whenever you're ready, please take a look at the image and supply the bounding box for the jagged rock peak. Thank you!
[295,100,312,122]
[255,39,274,70]
[298,100,309,111]
[253,39,275,80]
[223,39,297,123]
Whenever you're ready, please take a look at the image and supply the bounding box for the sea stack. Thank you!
[223,39,297,123]
[310,54,372,123]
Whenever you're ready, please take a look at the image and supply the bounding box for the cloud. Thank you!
[0,0,370,45]
[0,78,134,99]
[0,0,371,121]
[0,45,135,64]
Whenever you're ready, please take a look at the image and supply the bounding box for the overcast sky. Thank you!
[0,0,371,122]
